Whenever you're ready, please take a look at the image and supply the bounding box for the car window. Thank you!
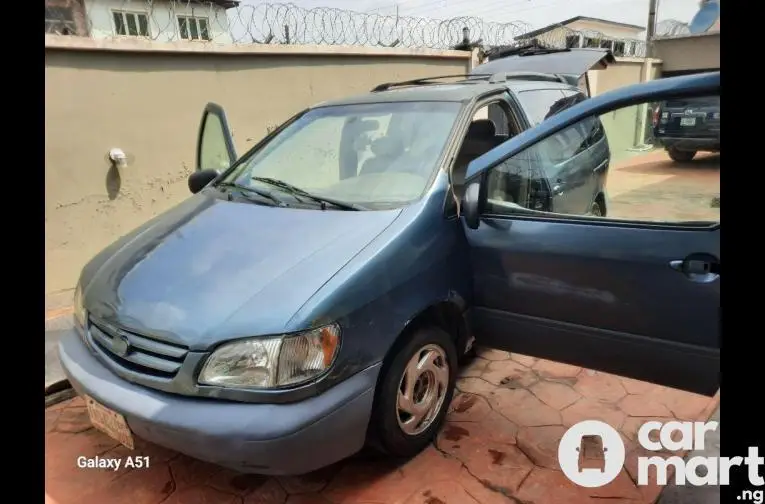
[483,95,720,224]
[516,89,566,126]
[537,124,588,167]
[220,101,461,209]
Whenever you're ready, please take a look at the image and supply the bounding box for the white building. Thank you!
[45,0,239,44]
[515,16,646,57]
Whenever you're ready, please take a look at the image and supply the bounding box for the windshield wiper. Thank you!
[251,177,366,211]
[217,182,287,207]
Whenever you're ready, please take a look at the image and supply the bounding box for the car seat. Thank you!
[359,136,405,176]
[451,120,507,198]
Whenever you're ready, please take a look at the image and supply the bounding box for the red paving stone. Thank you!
[45,153,720,503]
[45,352,719,504]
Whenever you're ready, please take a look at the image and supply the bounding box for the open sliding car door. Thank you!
[460,72,720,396]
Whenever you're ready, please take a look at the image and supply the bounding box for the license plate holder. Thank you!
[85,395,135,449]
[680,117,696,126]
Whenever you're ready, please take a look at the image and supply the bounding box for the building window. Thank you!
[45,6,77,35]
[565,35,581,48]
[178,16,210,41]
[113,11,150,37]
[583,37,600,48]
[613,41,626,57]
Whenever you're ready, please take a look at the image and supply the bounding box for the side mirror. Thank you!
[462,182,482,230]
[188,169,219,194]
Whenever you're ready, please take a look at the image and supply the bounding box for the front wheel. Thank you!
[667,147,696,162]
[369,327,458,457]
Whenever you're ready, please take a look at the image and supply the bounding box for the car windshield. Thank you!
[219,101,461,209]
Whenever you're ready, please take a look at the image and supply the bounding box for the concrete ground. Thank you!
[45,350,720,504]
[607,150,720,222]
[657,407,721,504]
[45,151,720,503]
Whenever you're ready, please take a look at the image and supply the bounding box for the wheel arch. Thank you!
[365,296,469,446]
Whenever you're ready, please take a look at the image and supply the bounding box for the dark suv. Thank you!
[653,95,720,162]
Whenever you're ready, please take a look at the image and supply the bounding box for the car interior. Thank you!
[449,101,531,209]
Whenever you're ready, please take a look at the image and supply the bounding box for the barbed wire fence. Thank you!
[45,0,647,56]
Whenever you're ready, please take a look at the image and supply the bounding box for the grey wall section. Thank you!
[44,38,471,297]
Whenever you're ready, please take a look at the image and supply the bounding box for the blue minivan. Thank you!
[59,70,720,476]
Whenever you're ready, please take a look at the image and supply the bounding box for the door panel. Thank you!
[462,73,720,396]
[467,219,719,395]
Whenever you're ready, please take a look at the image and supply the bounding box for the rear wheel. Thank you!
[369,327,457,457]
[667,147,696,162]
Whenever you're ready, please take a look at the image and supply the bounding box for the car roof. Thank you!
[313,79,580,109]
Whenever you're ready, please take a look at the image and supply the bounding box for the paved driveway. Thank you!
[607,150,720,222]
[45,349,719,504]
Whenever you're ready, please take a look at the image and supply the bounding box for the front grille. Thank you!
[88,318,189,378]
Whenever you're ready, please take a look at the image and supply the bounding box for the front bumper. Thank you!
[656,136,720,152]
[58,330,381,475]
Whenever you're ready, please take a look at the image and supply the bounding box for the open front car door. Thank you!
[461,72,720,396]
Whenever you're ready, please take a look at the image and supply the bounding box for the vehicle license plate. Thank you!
[85,395,134,449]
[680,117,696,126]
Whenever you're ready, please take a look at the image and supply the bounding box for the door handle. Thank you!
[669,254,719,283]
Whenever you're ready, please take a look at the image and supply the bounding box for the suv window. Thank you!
[516,89,566,126]
[560,90,606,145]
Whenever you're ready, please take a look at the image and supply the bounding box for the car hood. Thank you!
[82,192,402,349]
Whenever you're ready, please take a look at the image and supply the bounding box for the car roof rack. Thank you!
[371,74,492,92]
[485,71,570,84]
[370,71,569,93]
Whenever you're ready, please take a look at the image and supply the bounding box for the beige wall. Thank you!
[588,58,662,159]
[653,33,720,73]
[44,36,470,297]
[589,57,662,96]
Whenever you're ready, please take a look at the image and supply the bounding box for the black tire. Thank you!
[370,327,458,458]
[458,344,477,366]
[590,200,605,217]
[667,147,696,162]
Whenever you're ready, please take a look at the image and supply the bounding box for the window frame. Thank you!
[177,15,211,41]
[443,91,526,219]
[111,9,151,38]
[45,5,77,35]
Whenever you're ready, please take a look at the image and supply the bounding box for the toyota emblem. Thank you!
[111,334,131,357]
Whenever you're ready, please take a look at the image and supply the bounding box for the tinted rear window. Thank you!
[517,89,566,126]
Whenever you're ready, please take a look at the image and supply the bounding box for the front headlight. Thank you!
[73,283,86,327]
[198,323,341,389]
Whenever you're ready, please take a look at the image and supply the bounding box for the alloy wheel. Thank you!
[396,344,450,436]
